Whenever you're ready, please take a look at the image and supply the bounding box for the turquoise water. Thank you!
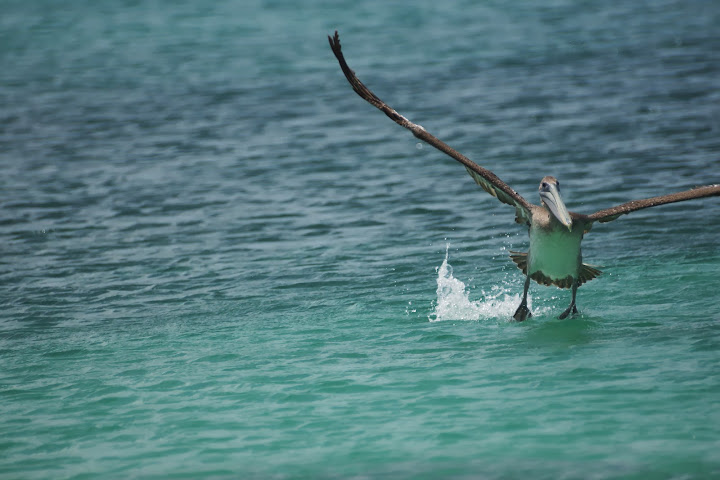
[2,0,720,478]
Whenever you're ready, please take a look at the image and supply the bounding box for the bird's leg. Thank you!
[558,279,579,319]
[513,275,532,321]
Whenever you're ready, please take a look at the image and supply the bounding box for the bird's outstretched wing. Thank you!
[328,31,534,225]
[585,184,720,223]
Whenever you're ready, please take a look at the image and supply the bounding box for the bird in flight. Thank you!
[328,31,720,321]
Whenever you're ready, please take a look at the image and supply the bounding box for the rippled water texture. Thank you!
[1,0,719,478]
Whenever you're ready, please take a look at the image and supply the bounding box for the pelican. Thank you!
[328,32,720,321]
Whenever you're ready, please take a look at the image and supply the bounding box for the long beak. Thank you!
[540,185,573,231]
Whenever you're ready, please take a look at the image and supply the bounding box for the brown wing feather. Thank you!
[586,184,720,223]
[328,31,534,225]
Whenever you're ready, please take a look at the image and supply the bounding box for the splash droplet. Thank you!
[430,245,525,322]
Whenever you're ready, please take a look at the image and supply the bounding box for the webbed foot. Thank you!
[558,304,578,320]
[513,304,532,322]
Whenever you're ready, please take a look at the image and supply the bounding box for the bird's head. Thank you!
[539,176,572,231]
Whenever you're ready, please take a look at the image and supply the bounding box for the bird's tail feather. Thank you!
[509,251,602,286]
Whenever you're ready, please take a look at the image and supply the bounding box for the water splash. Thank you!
[429,245,525,322]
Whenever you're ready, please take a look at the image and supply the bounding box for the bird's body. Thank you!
[328,31,720,320]
[527,213,584,287]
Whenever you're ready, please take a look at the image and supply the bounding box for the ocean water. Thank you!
[2,0,720,478]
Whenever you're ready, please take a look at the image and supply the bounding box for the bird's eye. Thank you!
[541,182,548,189]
